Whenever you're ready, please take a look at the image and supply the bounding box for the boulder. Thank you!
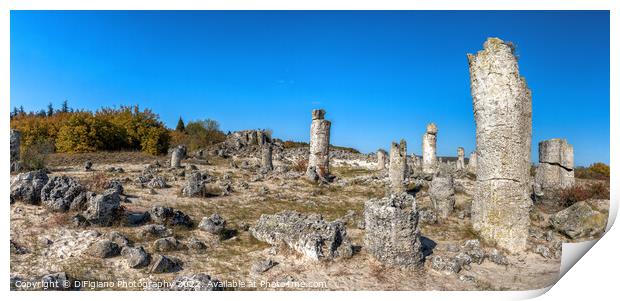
[198,213,226,235]
[251,210,353,261]
[83,189,121,226]
[181,172,211,197]
[10,170,49,204]
[121,246,150,268]
[40,176,85,212]
[149,254,183,273]
[429,175,456,219]
[153,237,185,252]
[87,239,121,258]
[149,206,193,228]
[550,201,606,239]
[138,224,172,240]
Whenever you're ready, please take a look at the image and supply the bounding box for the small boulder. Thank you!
[149,254,183,273]
[198,213,226,235]
[83,189,121,226]
[121,246,150,268]
[550,201,606,239]
[87,239,121,258]
[153,237,185,252]
[10,170,49,204]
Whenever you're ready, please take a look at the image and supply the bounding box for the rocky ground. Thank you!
[9,141,609,291]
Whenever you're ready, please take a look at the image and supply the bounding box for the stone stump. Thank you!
[171,145,187,168]
[364,193,423,267]
[467,151,477,175]
[468,37,532,253]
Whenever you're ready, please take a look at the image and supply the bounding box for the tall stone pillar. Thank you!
[456,147,465,170]
[261,143,273,172]
[376,149,388,171]
[467,151,477,175]
[389,140,407,193]
[307,109,331,178]
[468,37,532,253]
[10,129,21,172]
[422,123,438,174]
[170,145,187,168]
[534,138,574,197]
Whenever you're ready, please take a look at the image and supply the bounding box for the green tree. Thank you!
[47,102,54,117]
[175,116,185,132]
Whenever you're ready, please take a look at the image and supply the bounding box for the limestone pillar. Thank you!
[422,123,438,174]
[389,140,407,193]
[171,145,187,168]
[261,143,273,172]
[376,149,388,171]
[467,151,477,175]
[307,109,331,178]
[456,147,465,170]
[468,37,532,253]
[535,138,574,195]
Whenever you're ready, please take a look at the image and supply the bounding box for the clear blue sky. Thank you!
[10,11,609,166]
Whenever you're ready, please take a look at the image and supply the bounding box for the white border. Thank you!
[1,1,616,300]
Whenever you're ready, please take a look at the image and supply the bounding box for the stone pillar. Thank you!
[307,109,331,178]
[422,123,438,174]
[534,139,574,196]
[376,149,388,171]
[389,140,407,193]
[430,175,456,219]
[261,143,273,172]
[170,145,187,168]
[456,147,465,170]
[467,151,477,175]
[364,193,423,267]
[468,37,532,253]
[10,129,21,172]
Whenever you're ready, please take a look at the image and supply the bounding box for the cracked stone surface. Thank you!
[468,37,532,253]
[535,138,575,198]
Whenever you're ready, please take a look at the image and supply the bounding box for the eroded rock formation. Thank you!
[389,140,407,193]
[307,109,331,180]
[422,123,438,174]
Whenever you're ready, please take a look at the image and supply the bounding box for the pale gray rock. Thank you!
[10,129,21,172]
[149,254,183,273]
[468,37,532,253]
[534,138,575,199]
[422,123,438,174]
[170,145,187,168]
[121,245,150,268]
[83,189,121,226]
[250,210,352,261]
[376,149,388,171]
[550,201,606,239]
[10,170,49,204]
[87,239,120,258]
[40,175,85,212]
[456,147,465,170]
[430,175,456,219]
[198,213,226,235]
[388,140,407,193]
[364,193,423,267]
[307,109,331,180]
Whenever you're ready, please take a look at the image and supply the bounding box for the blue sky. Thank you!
[10,11,609,166]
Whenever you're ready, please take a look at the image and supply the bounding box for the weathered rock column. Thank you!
[10,129,21,172]
[170,145,187,168]
[430,175,456,219]
[389,140,407,193]
[261,143,273,172]
[376,149,388,171]
[468,37,532,253]
[467,151,477,175]
[535,138,574,196]
[307,109,331,179]
[456,147,465,170]
[422,123,438,174]
[364,193,423,267]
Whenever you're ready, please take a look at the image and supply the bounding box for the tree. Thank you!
[47,102,54,117]
[61,100,69,113]
[175,116,185,132]
[19,106,25,115]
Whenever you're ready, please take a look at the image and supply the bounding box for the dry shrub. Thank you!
[575,162,610,180]
[20,139,54,171]
[44,213,71,228]
[81,172,110,193]
[555,182,610,208]
[283,140,308,149]
[293,158,308,173]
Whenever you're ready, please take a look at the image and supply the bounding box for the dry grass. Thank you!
[46,151,163,167]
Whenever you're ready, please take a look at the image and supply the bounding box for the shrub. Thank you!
[283,140,308,149]
[20,139,54,171]
[171,119,225,151]
[555,182,610,208]
[575,162,610,180]
[293,158,308,172]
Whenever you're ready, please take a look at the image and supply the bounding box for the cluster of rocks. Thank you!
[430,240,508,275]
